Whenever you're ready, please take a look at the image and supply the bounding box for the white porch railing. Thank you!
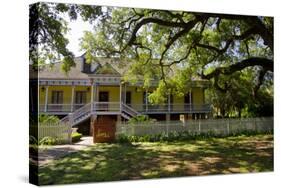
[93,102,120,112]
[39,103,211,114]
[39,104,88,113]
[131,103,211,113]
[58,102,137,127]
[121,103,140,117]
[39,103,122,113]
[41,102,211,127]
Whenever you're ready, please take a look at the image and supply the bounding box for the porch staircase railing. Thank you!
[121,103,140,120]
[60,102,140,127]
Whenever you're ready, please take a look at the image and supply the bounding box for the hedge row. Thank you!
[116,130,273,143]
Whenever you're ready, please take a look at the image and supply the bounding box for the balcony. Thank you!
[130,103,211,114]
[39,102,121,115]
[39,102,211,115]
[39,104,85,114]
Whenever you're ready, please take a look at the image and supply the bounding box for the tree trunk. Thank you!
[238,109,242,118]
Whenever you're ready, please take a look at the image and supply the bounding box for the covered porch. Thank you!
[38,79,211,115]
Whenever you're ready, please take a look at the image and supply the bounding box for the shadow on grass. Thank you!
[38,134,273,185]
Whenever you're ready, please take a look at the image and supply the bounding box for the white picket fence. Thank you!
[116,117,273,137]
[30,122,72,144]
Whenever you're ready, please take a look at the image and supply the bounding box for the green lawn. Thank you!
[38,134,273,185]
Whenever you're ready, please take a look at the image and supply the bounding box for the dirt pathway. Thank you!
[36,137,93,166]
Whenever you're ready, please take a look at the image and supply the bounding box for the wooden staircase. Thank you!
[60,102,140,127]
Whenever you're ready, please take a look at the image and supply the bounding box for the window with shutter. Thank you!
[51,91,63,104]
[75,91,87,104]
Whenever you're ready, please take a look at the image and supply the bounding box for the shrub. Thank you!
[116,134,130,143]
[30,114,59,125]
[38,114,60,124]
[116,129,273,143]
[29,136,62,148]
[72,132,82,143]
[40,137,61,145]
[128,115,156,124]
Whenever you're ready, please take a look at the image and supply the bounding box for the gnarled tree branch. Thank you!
[202,57,273,79]
[252,68,267,98]
[245,17,273,51]
[196,26,260,56]
[126,17,189,47]
[159,17,205,64]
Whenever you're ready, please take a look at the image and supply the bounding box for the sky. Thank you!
[65,15,93,57]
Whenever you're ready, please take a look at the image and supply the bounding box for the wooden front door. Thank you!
[99,91,109,111]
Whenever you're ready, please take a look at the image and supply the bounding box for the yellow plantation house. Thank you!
[30,55,211,136]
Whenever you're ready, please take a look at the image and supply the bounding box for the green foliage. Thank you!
[30,2,103,72]
[148,81,169,104]
[78,6,273,109]
[29,3,74,70]
[40,137,62,145]
[38,134,273,184]
[128,115,156,124]
[246,88,273,117]
[31,3,273,117]
[205,69,273,118]
[72,132,82,143]
[38,114,60,124]
[116,129,273,143]
[29,136,63,146]
[61,56,76,73]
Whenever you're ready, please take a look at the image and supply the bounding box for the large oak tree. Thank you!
[80,7,273,117]
[30,3,273,116]
[79,7,273,94]
[29,2,102,71]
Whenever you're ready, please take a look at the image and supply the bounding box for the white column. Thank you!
[124,83,127,104]
[93,83,97,111]
[71,86,75,112]
[90,84,94,112]
[168,94,171,112]
[95,83,99,101]
[44,86,49,112]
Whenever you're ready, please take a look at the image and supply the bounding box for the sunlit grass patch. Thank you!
[38,134,273,185]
